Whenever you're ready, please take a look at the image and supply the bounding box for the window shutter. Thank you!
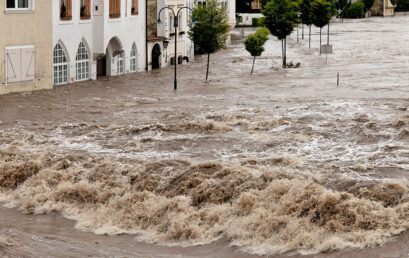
[6,48,21,84]
[21,47,35,81]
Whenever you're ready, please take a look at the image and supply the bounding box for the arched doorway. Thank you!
[105,37,123,76]
[152,44,161,69]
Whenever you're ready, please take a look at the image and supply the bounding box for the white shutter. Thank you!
[21,47,35,81]
[6,48,21,84]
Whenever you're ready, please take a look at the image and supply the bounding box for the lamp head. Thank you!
[191,18,197,24]
[156,18,162,24]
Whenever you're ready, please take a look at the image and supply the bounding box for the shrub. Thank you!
[252,18,259,27]
[345,1,365,18]
[393,0,409,11]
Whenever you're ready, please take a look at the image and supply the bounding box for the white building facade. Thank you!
[53,0,146,85]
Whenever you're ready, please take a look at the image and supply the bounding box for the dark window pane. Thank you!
[18,0,28,8]
[7,0,16,8]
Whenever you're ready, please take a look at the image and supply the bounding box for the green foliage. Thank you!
[244,28,269,57]
[311,0,333,28]
[300,0,314,25]
[252,18,259,27]
[345,1,365,18]
[262,0,300,40]
[393,0,409,11]
[188,0,230,54]
[363,0,375,11]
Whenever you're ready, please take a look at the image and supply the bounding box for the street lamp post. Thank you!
[157,7,195,90]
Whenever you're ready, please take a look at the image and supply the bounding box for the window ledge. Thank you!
[79,19,92,24]
[5,9,34,14]
[58,20,74,25]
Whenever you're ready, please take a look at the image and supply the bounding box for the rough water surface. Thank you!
[0,16,409,257]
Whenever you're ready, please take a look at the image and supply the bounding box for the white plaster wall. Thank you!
[53,0,96,83]
[103,0,147,75]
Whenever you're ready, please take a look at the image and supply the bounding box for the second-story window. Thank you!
[6,0,31,10]
[60,0,72,20]
[80,0,91,19]
[109,0,121,18]
[131,0,138,15]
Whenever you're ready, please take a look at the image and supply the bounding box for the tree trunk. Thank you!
[319,27,322,55]
[327,23,330,45]
[282,38,287,67]
[206,53,210,81]
[251,56,256,75]
[302,24,304,39]
[309,25,311,48]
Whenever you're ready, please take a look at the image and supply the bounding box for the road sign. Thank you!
[321,44,333,54]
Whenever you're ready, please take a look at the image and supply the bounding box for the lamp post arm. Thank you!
[176,6,194,17]
[158,6,175,18]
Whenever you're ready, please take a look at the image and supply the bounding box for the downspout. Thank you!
[145,0,148,71]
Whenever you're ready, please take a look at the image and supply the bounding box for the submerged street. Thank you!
[0,16,409,257]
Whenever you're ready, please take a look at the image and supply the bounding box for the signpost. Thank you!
[321,44,333,63]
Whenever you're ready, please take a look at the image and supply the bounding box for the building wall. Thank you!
[53,0,146,85]
[53,0,96,83]
[0,0,52,95]
[103,0,147,75]
[371,0,395,16]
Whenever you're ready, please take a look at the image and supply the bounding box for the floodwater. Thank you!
[0,16,409,257]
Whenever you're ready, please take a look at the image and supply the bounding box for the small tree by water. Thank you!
[311,0,332,54]
[244,27,270,75]
[188,0,230,82]
[300,0,314,48]
[262,0,299,67]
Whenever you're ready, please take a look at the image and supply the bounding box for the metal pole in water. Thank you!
[337,72,339,86]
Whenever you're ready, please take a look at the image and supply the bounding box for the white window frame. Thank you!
[53,43,69,85]
[5,0,34,11]
[75,42,90,81]
[117,52,124,74]
[5,45,35,85]
[130,44,137,72]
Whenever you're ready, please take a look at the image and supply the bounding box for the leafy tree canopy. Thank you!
[311,0,333,28]
[244,27,270,57]
[363,0,375,11]
[300,0,313,25]
[188,0,230,54]
[262,0,300,40]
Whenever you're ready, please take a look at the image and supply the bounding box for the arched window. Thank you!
[117,52,124,74]
[75,42,90,81]
[130,44,137,72]
[53,43,69,85]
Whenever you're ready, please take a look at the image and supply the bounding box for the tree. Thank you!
[244,27,269,74]
[345,1,365,18]
[262,0,299,67]
[311,0,332,54]
[363,0,375,16]
[300,0,313,48]
[236,0,253,13]
[188,0,230,81]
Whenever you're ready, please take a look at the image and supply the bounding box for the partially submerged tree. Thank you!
[300,0,313,48]
[311,0,332,54]
[262,0,299,67]
[244,27,269,74]
[188,0,230,81]
[363,0,375,16]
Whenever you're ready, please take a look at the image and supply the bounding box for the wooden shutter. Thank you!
[110,0,120,17]
[132,0,138,15]
[21,47,35,82]
[81,0,91,19]
[6,48,21,84]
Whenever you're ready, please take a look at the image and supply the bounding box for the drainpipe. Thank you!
[145,0,148,71]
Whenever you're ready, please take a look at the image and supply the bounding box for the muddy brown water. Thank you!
[0,17,409,257]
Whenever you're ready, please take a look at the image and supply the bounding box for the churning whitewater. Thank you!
[1,16,409,257]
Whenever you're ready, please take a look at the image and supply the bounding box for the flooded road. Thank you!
[0,16,409,257]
